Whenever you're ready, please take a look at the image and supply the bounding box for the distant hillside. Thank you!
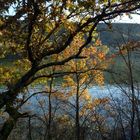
[97,23,140,47]
[97,23,140,83]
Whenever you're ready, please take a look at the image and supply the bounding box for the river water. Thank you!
[19,84,124,115]
[0,84,134,125]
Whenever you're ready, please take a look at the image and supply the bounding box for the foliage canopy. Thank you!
[0,0,140,139]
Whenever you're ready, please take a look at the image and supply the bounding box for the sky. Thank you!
[8,5,140,24]
[112,14,140,24]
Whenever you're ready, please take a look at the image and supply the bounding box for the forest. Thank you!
[0,0,140,140]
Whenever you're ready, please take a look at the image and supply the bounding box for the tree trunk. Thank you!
[47,77,53,140]
[75,73,80,140]
[28,116,32,140]
[127,49,135,140]
[0,118,15,140]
